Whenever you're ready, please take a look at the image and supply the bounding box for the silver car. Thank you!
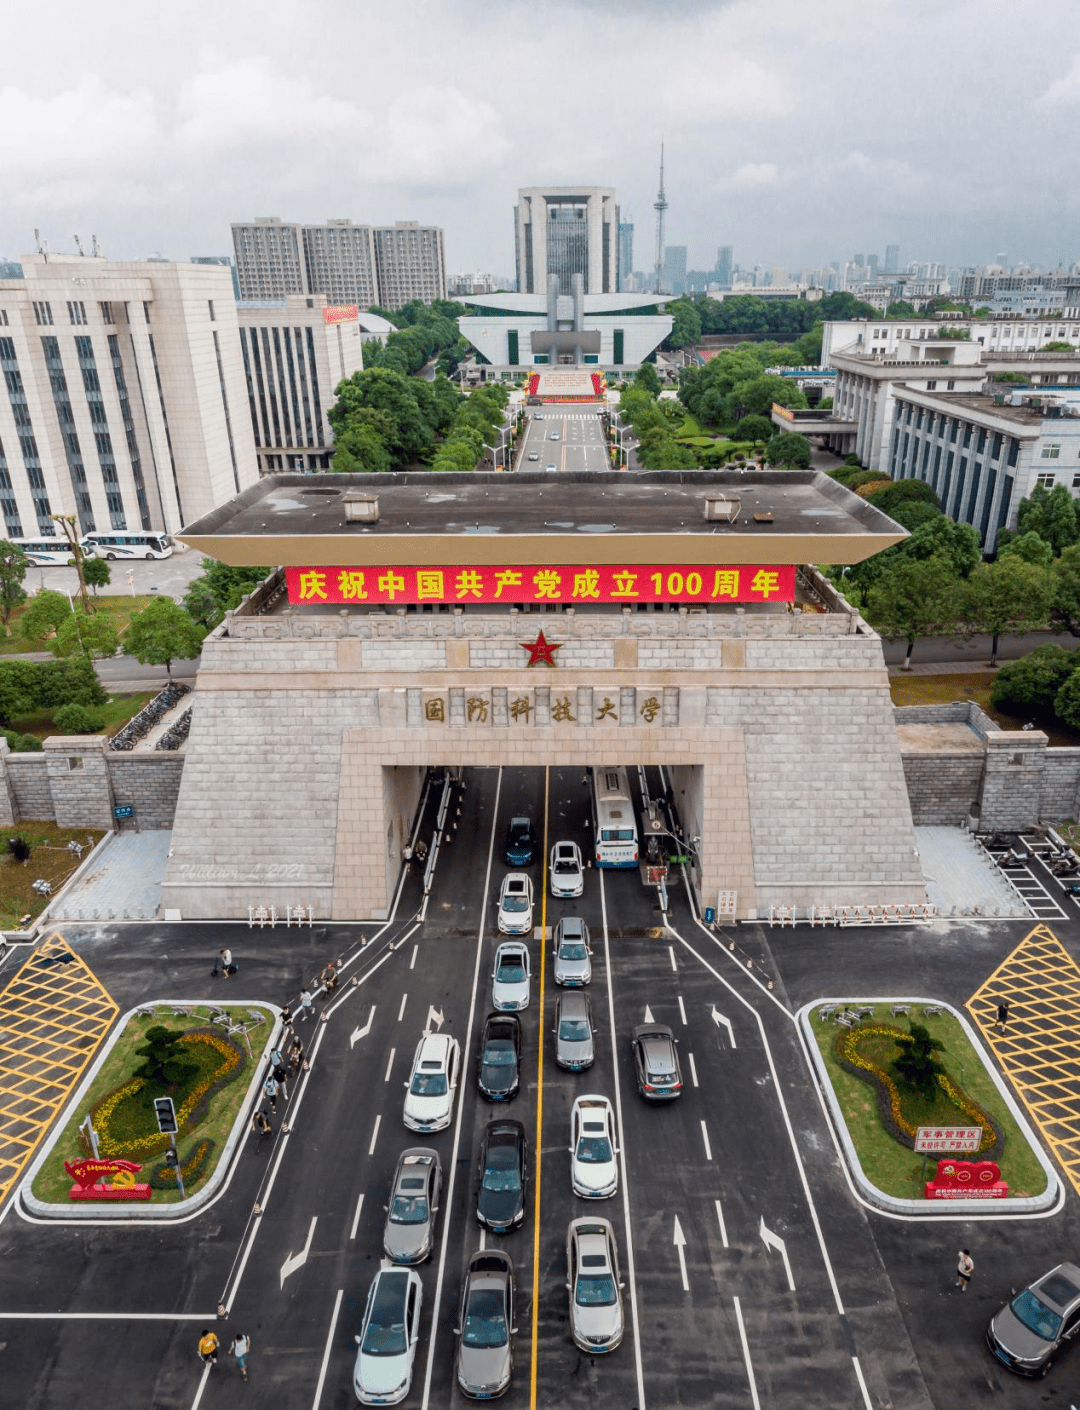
[382,1148,441,1264]
[353,1266,423,1404]
[492,940,531,1010]
[987,1261,1080,1376]
[549,840,584,898]
[566,1218,624,1354]
[554,991,595,1071]
[455,1248,517,1399]
[553,916,592,986]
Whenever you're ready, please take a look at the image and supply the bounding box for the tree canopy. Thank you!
[125,598,206,677]
[764,431,811,468]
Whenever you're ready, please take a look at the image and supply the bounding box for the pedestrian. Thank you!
[251,1109,272,1151]
[220,947,234,979]
[289,1036,305,1074]
[996,999,1010,1034]
[273,1062,289,1100]
[956,1249,974,1291]
[298,986,313,1022]
[229,1332,252,1381]
[320,960,338,994]
[198,1328,219,1367]
[280,1002,292,1028]
[263,1073,278,1113]
[269,1045,285,1070]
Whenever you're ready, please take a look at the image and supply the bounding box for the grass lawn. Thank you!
[31,1003,266,1206]
[0,593,167,657]
[5,691,152,744]
[812,1004,1047,1200]
[889,670,1080,748]
[0,822,106,930]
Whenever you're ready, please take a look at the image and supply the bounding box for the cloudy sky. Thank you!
[2,0,1078,280]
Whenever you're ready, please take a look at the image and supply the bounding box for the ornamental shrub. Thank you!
[52,703,104,734]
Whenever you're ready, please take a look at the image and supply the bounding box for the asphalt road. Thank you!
[515,413,607,474]
[3,772,1080,1407]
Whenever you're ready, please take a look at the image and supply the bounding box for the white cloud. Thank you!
[726,162,780,188]
[1038,52,1080,104]
[0,74,161,181]
[364,86,512,185]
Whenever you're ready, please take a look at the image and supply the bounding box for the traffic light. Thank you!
[165,1148,178,1167]
[154,1097,177,1134]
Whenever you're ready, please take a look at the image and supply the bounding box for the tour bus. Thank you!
[10,536,94,566]
[589,765,640,869]
[85,531,173,560]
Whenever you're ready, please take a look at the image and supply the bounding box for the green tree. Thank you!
[328,367,436,465]
[83,556,111,594]
[867,479,940,518]
[0,659,41,724]
[125,599,206,678]
[1054,670,1080,730]
[904,516,982,578]
[991,645,1079,716]
[865,555,960,668]
[183,561,270,629]
[1043,341,1074,351]
[633,362,661,397]
[998,530,1053,569]
[1051,544,1080,636]
[20,590,72,644]
[732,415,775,442]
[664,297,702,349]
[891,1022,947,1097]
[134,1026,197,1086]
[53,702,104,733]
[51,607,120,660]
[890,500,942,532]
[724,374,807,423]
[0,540,28,627]
[765,431,811,468]
[885,300,917,319]
[959,558,1053,666]
[1017,483,1079,555]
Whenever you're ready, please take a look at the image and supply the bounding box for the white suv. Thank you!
[403,1032,461,1133]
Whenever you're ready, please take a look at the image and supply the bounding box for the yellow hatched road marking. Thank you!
[0,932,117,1204]
[967,922,1080,1197]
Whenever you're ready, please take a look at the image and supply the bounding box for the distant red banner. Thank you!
[323,305,359,324]
[286,563,796,606]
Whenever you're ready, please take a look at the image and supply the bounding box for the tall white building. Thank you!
[0,254,256,539]
[370,222,446,309]
[514,187,619,296]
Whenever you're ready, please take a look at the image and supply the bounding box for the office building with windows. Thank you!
[514,187,619,296]
[370,222,446,310]
[0,253,256,540]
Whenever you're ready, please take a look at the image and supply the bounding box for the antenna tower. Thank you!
[653,144,668,297]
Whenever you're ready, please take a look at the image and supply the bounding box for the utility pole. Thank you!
[653,144,668,299]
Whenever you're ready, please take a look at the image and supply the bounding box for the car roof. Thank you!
[1035,1265,1080,1310]
[559,917,586,937]
[508,816,532,829]
[467,1248,513,1276]
[554,840,578,855]
[371,1268,412,1315]
[633,1023,674,1042]
[496,940,528,956]
[502,874,529,891]
[486,1118,526,1141]
[398,1148,436,1169]
[416,1032,453,1062]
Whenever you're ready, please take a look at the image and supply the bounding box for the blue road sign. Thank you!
[113,805,134,818]
[704,906,716,924]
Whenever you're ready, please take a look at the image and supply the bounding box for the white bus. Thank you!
[9,536,94,566]
[85,531,173,560]
[589,766,640,869]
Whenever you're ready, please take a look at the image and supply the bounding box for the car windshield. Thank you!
[560,1018,590,1041]
[576,1136,613,1164]
[559,942,587,960]
[555,859,577,873]
[463,1290,508,1348]
[575,1273,617,1307]
[390,1194,428,1224]
[482,1151,521,1192]
[410,1071,447,1096]
[362,1317,407,1356]
[483,1042,516,1067]
[498,960,527,979]
[501,898,529,914]
[1010,1289,1063,1341]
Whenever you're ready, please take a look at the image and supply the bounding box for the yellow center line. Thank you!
[530,765,549,1410]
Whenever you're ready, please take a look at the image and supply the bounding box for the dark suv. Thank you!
[503,816,537,867]
[630,1023,683,1101]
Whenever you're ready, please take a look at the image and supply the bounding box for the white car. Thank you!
[497,873,534,936]
[550,840,584,899]
[528,451,539,461]
[403,1032,461,1133]
[353,1266,423,1404]
[545,462,557,472]
[492,940,531,1011]
[570,1096,618,1199]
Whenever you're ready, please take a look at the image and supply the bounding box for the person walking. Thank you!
[219,948,234,979]
[229,1332,252,1381]
[298,986,313,1022]
[198,1328,220,1367]
[289,1036,305,1074]
[280,1002,292,1028]
[251,1109,272,1151]
[273,1062,290,1101]
[956,1249,974,1291]
[996,1000,1010,1034]
[263,1073,278,1113]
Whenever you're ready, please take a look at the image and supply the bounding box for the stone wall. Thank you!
[0,736,186,833]
[901,755,986,826]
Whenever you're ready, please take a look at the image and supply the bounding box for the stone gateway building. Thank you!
[160,469,930,922]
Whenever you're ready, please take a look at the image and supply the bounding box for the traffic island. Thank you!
[799,999,1060,1215]
[21,1000,280,1220]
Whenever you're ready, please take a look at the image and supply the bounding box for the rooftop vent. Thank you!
[342,491,379,524]
[703,495,740,523]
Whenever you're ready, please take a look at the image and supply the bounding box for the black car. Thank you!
[503,816,537,867]
[987,1261,1080,1377]
[478,1013,522,1101]
[476,1119,528,1233]
[630,1023,683,1101]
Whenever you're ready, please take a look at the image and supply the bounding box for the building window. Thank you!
[1042,444,1061,459]
[32,301,53,326]
[947,380,955,390]
[67,300,87,325]
[0,310,8,326]
[143,301,151,324]
[1072,473,1080,490]
[208,300,216,322]
[1036,472,1057,489]
[926,379,936,390]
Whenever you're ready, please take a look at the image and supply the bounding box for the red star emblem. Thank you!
[519,629,561,667]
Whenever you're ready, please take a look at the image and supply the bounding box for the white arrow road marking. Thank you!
[643,1005,655,1024]
[711,1005,736,1048]
[759,1217,796,1291]
[714,1198,728,1249]
[279,1215,317,1290]
[425,1005,445,1034]
[673,1215,689,1291]
[350,1006,376,1048]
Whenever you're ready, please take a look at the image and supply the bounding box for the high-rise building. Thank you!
[302,221,378,308]
[231,218,306,300]
[884,244,900,274]
[0,253,256,538]
[618,222,634,291]
[663,245,687,297]
[370,222,446,310]
[191,255,241,299]
[716,245,733,287]
[514,187,619,296]
[867,254,879,276]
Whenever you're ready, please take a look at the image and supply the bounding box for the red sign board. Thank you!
[924,1158,1008,1200]
[286,563,796,608]
[64,1157,152,1201]
[324,305,359,325]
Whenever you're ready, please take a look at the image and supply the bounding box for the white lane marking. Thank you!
[311,1286,344,1410]
[678,994,687,1026]
[479,1227,486,1251]
[600,868,647,1410]
[4,1311,213,1321]
[759,1217,796,1290]
[688,1052,699,1088]
[673,1214,689,1292]
[349,1192,365,1242]
[710,1004,736,1048]
[732,1296,762,1410]
[700,1120,713,1161]
[643,1004,655,1023]
[368,1114,381,1156]
[398,992,408,1022]
[410,944,418,970]
[669,945,677,972]
[280,1215,318,1290]
[350,1006,375,1047]
[714,1198,729,1249]
[383,1048,396,1082]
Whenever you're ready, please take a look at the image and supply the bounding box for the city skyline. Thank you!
[1,0,1079,282]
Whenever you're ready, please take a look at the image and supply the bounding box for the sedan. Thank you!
[478,1013,522,1101]
[382,1148,441,1264]
[553,916,592,986]
[570,1095,618,1199]
[527,451,539,462]
[402,1032,461,1133]
[630,1022,683,1101]
[987,1262,1080,1377]
[492,940,531,1010]
[544,462,557,472]
[565,1218,624,1354]
[502,816,537,868]
[455,1249,517,1399]
[550,840,584,899]
[550,431,560,440]
[554,991,595,1071]
[476,1119,528,1233]
[497,874,534,937]
[353,1267,423,1404]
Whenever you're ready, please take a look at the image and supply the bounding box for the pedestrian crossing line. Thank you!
[0,932,117,1207]
[967,923,1080,1197]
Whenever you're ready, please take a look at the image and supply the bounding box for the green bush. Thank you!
[1,728,42,752]
[52,703,105,734]
[148,1137,216,1190]
[991,646,1080,716]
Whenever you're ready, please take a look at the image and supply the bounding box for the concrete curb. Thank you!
[20,999,281,1222]
[797,997,1061,1216]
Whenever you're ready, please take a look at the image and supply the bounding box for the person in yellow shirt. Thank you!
[198,1328,219,1366]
